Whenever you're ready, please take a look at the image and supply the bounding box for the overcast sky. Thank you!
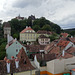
[0,0,75,29]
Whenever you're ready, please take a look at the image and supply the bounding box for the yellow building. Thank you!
[20,26,36,42]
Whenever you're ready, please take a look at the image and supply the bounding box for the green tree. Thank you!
[42,25,51,31]
[32,25,40,32]
[13,33,19,39]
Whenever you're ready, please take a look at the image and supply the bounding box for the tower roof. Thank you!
[4,22,11,27]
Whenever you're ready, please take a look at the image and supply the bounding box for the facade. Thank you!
[3,22,11,38]
[20,26,36,42]
[6,39,27,59]
[38,35,50,45]
[0,47,35,75]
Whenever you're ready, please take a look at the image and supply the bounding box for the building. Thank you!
[20,26,36,42]
[0,47,35,75]
[38,35,50,45]
[3,22,11,38]
[37,30,52,38]
[25,45,46,59]
[16,14,24,20]
[61,33,69,38]
[34,53,56,68]
[6,36,27,59]
[28,15,35,25]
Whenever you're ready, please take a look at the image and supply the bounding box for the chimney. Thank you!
[6,59,10,73]
[42,53,44,60]
[26,26,28,28]
[62,50,65,56]
[4,56,7,61]
[54,44,57,46]
[15,58,19,68]
[71,36,73,38]
[15,38,17,41]
[11,56,14,60]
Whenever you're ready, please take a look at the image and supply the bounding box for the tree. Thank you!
[70,31,75,36]
[13,33,19,40]
[42,25,51,31]
[32,25,40,32]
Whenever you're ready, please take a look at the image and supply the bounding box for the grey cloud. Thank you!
[12,0,43,8]
[56,14,75,29]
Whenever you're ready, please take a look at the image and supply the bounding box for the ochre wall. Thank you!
[7,70,35,75]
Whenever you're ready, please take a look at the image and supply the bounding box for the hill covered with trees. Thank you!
[7,16,61,39]
[0,16,61,60]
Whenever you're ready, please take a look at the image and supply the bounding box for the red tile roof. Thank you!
[0,47,35,75]
[44,41,56,51]
[57,40,70,48]
[20,27,34,33]
[37,30,53,35]
[57,52,73,59]
[36,53,56,61]
[66,47,75,54]
[17,47,35,70]
[72,69,75,71]
[68,37,75,43]
[61,33,69,37]
[25,45,46,52]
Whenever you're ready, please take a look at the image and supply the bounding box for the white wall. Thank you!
[64,42,74,50]
[34,55,40,69]
[47,60,54,74]
[47,56,75,74]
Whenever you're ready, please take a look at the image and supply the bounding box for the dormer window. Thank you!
[24,60,26,64]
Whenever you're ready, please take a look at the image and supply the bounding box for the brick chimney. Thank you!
[11,56,14,60]
[4,56,7,61]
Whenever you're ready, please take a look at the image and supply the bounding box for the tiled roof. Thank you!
[61,33,69,37]
[72,69,75,71]
[39,35,49,38]
[49,46,60,55]
[68,37,75,43]
[57,52,73,59]
[66,47,75,54]
[44,41,56,51]
[20,27,34,33]
[25,45,46,52]
[57,40,70,48]
[36,53,56,61]
[4,22,11,27]
[37,30,52,35]
[0,47,35,75]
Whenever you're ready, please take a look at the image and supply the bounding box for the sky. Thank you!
[0,0,75,29]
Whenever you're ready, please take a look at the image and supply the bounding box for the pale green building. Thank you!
[6,40,27,59]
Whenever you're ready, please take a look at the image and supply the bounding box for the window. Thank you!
[16,42,17,44]
[16,54,17,57]
[24,60,26,64]
[16,49,18,52]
